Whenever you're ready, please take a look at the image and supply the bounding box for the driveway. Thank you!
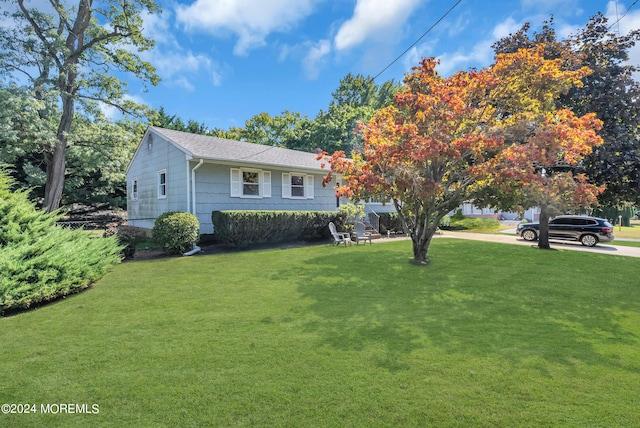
[433,231,640,258]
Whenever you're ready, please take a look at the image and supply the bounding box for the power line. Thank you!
[608,0,639,31]
[373,0,463,80]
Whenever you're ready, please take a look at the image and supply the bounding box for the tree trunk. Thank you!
[43,95,74,212]
[42,141,67,212]
[411,232,433,265]
[538,204,551,249]
[409,211,441,265]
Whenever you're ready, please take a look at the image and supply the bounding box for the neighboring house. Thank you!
[126,127,344,234]
[459,202,540,221]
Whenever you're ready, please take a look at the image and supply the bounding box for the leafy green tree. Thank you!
[240,111,311,149]
[493,14,640,206]
[310,74,402,154]
[63,114,144,210]
[0,87,143,210]
[147,106,210,135]
[0,0,160,212]
[208,126,244,141]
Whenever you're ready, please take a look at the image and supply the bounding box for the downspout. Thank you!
[191,159,204,214]
[184,159,204,257]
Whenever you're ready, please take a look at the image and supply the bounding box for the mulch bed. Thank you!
[128,240,327,262]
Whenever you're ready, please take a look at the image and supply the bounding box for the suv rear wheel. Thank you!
[580,234,598,247]
[521,229,537,241]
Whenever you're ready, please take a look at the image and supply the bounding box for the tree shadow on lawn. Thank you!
[284,241,640,373]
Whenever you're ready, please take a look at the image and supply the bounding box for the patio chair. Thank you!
[328,222,352,246]
[353,221,373,245]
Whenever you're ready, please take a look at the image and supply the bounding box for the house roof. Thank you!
[148,126,326,172]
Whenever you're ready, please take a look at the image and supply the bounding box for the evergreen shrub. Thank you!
[0,169,122,314]
[212,210,336,248]
[152,212,200,254]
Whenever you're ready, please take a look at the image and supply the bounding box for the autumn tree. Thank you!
[0,0,160,212]
[319,46,603,263]
[493,14,640,207]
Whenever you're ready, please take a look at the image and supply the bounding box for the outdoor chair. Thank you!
[328,222,352,246]
[353,221,372,245]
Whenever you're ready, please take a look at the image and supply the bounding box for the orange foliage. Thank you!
[318,44,604,251]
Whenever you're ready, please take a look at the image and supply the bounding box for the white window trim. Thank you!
[282,172,314,199]
[131,177,139,201]
[230,168,271,199]
[157,169,167,199]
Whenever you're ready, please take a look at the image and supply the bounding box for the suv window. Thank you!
[570,218,588,226]
[550,218,570,225]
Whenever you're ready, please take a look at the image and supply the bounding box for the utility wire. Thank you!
[373,0,463,80]
[608,0,639,31]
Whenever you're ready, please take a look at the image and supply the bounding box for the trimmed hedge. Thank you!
[451,217,500,230]
[152,212,200,255]
[212,210,337,248]
[0,169,122,314]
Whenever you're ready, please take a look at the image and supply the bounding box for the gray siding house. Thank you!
[126,127,342,234]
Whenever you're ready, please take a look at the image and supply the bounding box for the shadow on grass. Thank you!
[285,240,640,373]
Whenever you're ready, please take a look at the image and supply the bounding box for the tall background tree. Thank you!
[0,0,160,212]
[309,74,402,154]
[0,85,146,210]
[493,14,640,214]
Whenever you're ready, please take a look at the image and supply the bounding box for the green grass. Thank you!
[1,240,639,427]
[612,220,640,240]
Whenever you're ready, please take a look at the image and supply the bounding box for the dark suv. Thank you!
[516,215,614,247]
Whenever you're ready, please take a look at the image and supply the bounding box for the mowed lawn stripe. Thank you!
[1,239,639,427]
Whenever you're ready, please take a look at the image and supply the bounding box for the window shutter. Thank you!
[282,173,291,198]
[230,168,241,197]
[262,171,271,198]
[306,175,314,199]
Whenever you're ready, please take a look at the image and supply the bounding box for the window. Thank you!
[131,178,138,201]
[243,171,260,196]
[230,168,271,198]
[291,175,305,197]
[282,173,314,199]
[158,170,167,199]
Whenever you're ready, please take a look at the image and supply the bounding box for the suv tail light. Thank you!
[602,227,613,233]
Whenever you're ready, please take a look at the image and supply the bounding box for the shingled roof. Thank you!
[149,126,325,172]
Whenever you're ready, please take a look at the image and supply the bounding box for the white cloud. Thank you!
[151,51,212,78]
[174,77,195,92]
[139,8,229,89]
[425,16,519,76]
[175,0,319,56]
[492,17,521,40]
[606,0,640,78]
[302,39,331,80]
[334,0,422,51]
[436,39,495,76]
[140,8,178,48]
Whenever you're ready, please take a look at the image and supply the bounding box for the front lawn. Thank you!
[1,240,639,426]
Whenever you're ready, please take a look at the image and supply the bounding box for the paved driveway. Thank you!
[434,231,640,258]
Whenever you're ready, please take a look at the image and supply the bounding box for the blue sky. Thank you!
[124,0,640,130]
